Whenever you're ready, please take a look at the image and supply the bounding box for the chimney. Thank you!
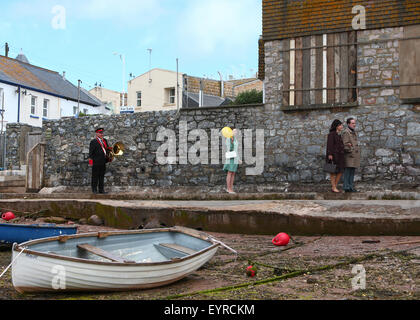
[62,71,66,80]
[5,43,9,57]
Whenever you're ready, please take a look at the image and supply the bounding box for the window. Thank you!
[43,99,49,117]
[400,25,420,102]
[31,96,37,114]
[73,106,78,115]
[136,91,141,107]
[169,88,175,104]
[282,31,357,109]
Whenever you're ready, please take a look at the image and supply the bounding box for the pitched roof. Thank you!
[182,92,232,108]
[0,55,101,106]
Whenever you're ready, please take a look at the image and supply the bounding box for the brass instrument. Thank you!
[106,141,125,162]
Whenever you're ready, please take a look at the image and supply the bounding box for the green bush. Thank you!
[233,89,263,105]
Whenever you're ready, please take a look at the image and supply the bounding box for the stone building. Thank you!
[258,0,420,183]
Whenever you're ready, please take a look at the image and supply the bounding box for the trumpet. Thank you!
[106,141,125,162]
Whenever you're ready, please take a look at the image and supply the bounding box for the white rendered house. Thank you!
[0,53,103,130]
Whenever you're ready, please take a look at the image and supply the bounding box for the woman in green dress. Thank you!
[223,129,239,193]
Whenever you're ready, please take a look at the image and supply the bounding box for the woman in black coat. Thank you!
[326,119,345,193]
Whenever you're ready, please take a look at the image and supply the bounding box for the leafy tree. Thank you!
[233,89,263,105]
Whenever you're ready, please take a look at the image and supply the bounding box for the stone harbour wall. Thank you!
[4,25,420,190]
[5,101,420,190]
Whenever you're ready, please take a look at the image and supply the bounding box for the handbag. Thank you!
[323,160,336,173]
[225,151,237,159]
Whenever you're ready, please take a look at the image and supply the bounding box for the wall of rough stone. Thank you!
[5,123,42,169]
[4,26,419,189]
[262,26,420,184]
[5,100,419,190]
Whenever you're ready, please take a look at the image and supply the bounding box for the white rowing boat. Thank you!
[11,226,232,293]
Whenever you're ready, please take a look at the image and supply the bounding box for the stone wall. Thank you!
[5,100,419,191]
[4,26,419,190]
[262,25,420,185]
[357,27,402,106]
[5,123,42,169]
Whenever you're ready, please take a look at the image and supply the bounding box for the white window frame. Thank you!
[169,88,175,104]
[136,91,142,107]
[31,96,37,115]
[43,99,49,118]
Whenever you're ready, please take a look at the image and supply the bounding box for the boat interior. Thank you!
[23,230,213,263]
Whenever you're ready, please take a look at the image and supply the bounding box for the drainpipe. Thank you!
[218,71,224,97]
[199,79,203,107]
[17,86,21,123]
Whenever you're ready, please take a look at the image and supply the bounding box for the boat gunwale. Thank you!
[12,227,219,267]
[0,223,78,230]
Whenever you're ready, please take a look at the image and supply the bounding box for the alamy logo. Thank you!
[351,264,366,290]
[156,121,265,175]
[51,265,66,290]
[352,5,366,30]
[51,5,66,30]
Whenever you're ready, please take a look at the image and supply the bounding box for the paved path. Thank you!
[1,198,419,235]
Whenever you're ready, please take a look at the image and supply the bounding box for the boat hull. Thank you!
[11,227,219,293]
[0,223,77,244]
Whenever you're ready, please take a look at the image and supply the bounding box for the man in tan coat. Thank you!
[342,118,361,192]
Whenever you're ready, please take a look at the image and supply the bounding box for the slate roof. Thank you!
[182,92,232,108]
[0,55,101,106]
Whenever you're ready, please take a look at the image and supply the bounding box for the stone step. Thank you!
[0,176,25,186]
[0,186,26,193]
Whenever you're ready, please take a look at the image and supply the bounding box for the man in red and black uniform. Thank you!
[89,128,111,194]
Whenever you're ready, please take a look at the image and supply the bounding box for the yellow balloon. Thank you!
[221,127,233,138]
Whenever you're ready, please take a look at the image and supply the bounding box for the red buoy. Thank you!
[2,212,15,221]
[272,232,290,246]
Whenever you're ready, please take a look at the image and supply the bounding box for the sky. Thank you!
[0,0,262,93]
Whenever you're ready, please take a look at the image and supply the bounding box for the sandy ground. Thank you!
[0,217,419,300]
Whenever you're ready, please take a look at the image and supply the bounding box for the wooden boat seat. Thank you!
[77,243,135,263]
[159,243,197,255]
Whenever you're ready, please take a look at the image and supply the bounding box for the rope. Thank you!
[0,246,26,278]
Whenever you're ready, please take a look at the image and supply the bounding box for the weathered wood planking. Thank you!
[26,143,45,192]
[295,37,303,106]
[340,32,349,104]
[77,243,134,263]
[348,31,357,103]
[400,25,420,100]
[327,34,336,103]
[334,33,341,103]
[315,35,324,104]
[302,36,311,106]
[282,39,290,107]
